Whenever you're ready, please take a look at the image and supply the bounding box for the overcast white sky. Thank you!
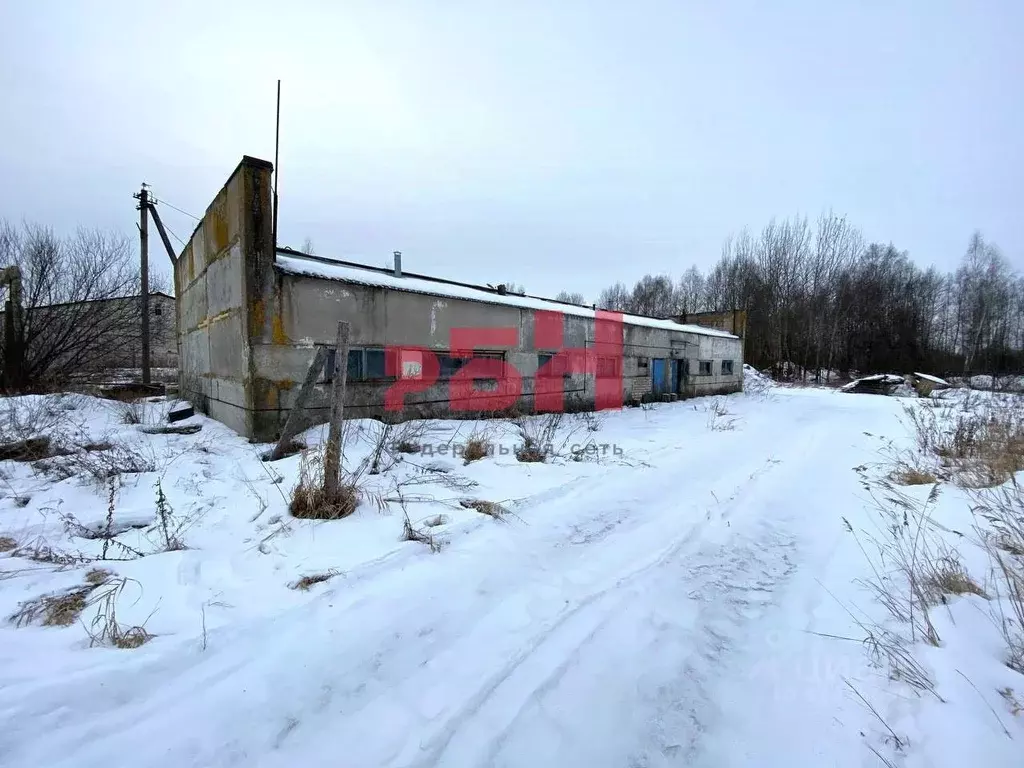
[1,1,1021,299]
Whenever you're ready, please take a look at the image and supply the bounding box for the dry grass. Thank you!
[462,436,491,464]
[393,439,421,454]
[460,499,509,520]
[903,397,1024,488]
[987,544,1024,673]
[514,444,547,463]
[85,579,153,649]
[290,483,359,520]
[510,412,572,463]
[0,536,17,553]
[290,570,341,590]
[998,687,1023,717]
[921,555,987,601]
[914,380,935,399]
[84,567,113,586]
[9,585,92,628]
[890,466,938,486]
[289,448,359,520]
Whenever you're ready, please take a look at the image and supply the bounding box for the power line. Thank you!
[152,197,200,221]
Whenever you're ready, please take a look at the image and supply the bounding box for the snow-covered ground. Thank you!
[0,385,1021,767]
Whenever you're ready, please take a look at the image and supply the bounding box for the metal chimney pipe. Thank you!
[393,250,402,277]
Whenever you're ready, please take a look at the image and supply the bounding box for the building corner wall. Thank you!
[176,156,273,438]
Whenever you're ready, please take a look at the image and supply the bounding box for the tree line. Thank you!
[0,220,165,389]
[589,213,1023,379]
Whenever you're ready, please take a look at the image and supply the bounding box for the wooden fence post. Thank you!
[323,321,350,494]
[269,346,327,460]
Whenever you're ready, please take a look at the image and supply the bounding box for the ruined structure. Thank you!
[177,157,743,439]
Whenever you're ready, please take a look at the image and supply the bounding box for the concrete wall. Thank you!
[249,269,744,440]
[178,156,742,441]
[176,156,273,436]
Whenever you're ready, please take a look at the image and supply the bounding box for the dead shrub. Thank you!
[0,436,56,462]
[39,439,158,485]
[462,436,491,464]
[515,444,548,463]
[401,511,443,552]
[0,536,17,553]
[118,400,146,425]
[705,399,739,431]
[510,412,575,463]
[460,498,509,520]
[15,539,88,566]
[81,441,114,452]
[387,419,431,459]
[290,570,341,590]
[0,395,73,447]
[289,448,359,520]
[9,585,92,627]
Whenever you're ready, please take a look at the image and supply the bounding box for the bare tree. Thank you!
[593,216,1023,378]
[300,237,315,255]
[554,290,586,305]
[0,220,141,389]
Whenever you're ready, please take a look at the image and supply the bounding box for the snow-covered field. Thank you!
[0,383,1021,767]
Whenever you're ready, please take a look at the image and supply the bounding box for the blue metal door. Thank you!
[652,358,666,394]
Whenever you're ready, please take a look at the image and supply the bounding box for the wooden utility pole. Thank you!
[323,321,350,495]
[135,184,151,385]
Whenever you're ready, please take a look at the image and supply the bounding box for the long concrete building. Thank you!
[177,157,743,440]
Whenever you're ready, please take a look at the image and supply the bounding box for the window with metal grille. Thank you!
[698,360,713,376]
[721,360,734,375]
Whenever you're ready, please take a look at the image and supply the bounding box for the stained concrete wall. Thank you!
[249,269,744,439]
[176,156,273,436]
[179,156,741,441]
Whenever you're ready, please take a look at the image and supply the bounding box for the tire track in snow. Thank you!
[399,447,805,768]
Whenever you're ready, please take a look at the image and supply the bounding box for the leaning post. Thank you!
[323,321,350,495]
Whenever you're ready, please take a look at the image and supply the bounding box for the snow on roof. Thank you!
[840,373,906,391]
[913,372,951,387]
[274,251,738,339]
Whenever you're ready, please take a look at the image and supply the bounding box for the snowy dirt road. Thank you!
[1,389,922,768]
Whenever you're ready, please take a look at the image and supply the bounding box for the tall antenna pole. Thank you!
[272,79,281,255]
